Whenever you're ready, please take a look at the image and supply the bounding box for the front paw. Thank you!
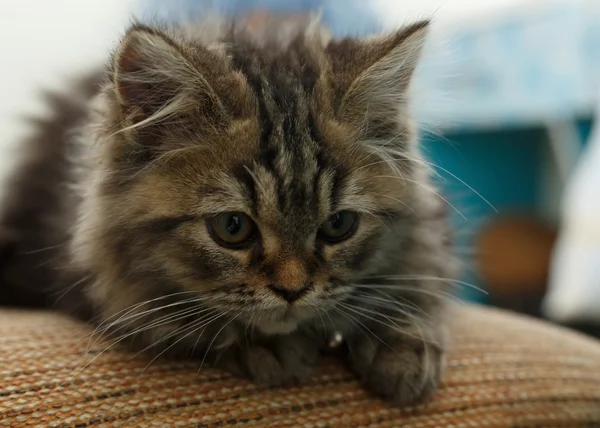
[216,331,319,387]
[348,335,444,406]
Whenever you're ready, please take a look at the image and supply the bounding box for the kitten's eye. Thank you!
[319,211,359,244]
[207,212,256,248]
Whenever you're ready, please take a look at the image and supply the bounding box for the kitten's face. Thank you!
[96,115,408,334]
[75,20,429,338]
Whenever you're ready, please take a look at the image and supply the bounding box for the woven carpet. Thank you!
[1,304,600,427]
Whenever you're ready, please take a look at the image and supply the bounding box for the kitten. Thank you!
[0,15,456,406]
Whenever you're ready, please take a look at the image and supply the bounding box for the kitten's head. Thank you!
[74,18,432,340]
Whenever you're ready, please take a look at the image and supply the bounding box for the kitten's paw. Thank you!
[348,336,444,406]
[217,332,319,387]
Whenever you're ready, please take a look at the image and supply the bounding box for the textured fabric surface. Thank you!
[1,304,600,427]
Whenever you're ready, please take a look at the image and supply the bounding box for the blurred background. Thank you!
[1,0,599,336]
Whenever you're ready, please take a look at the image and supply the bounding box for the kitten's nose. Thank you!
[268,283,311,303]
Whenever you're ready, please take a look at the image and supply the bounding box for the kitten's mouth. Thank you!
[283,306,295,319]
[250,305,309,335]
[253,316,299,335]
[271,306,297,323]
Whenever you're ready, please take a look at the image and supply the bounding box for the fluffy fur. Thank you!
[0,15,457,406]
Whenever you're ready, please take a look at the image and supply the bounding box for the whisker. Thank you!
[376,193,421,219]
[108,305,215,346]
[350,291,431,321]
[135,310,218,352]
[335,304,406,356]
[91,291,205,337]
[332,306,375,347]
[372,288,432,319]
[140,311,224,371]
[340,300,411,327]
[94,296,211,336]
[51,274,92,303]
[199,312,240,372]
[73,307,216,381]
[307,301,329,342]
[243,165,267,194]
[316,297,341,337]
[193,310,224,357]
[86,297,211,351]
[364,150,496,215]
[337,301,425,343]
[23,243,65,255]
[413,316,431,390]
[361,275,488,295]
[403,155,497,213]
[364,211,393,234]
[375,175,466,220]
[350,284,461,302]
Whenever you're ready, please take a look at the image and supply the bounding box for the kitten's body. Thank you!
[0,15,456,405]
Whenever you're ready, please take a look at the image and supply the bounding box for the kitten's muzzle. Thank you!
[268,282,312,303]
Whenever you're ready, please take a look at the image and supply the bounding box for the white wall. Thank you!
[0,0,135,185]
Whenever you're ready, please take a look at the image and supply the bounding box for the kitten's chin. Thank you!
[253,317,299,335]
[248,303,317,335]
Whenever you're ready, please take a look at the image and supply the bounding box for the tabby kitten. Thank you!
[0,15,456,406]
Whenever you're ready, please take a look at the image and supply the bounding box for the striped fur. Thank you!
[0,15,456,406]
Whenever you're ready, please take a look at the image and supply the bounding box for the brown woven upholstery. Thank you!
[1,304,599,427]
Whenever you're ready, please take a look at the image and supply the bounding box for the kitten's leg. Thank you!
[346,319,445,406]
[214,330,320,387]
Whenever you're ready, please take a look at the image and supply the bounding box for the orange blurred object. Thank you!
[477,215,557,298]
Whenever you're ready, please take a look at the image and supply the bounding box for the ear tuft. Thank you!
[337,21,430,137]
[112,26,209,123]
[114,28,156,108]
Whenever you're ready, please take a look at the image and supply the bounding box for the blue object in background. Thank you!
[578,119,594,148]
[412,1,600,129]
[423,129,544,303]
[139,0,380,38]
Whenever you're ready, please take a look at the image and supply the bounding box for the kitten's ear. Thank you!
[112,25,223,123]
[334,22,429,137]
